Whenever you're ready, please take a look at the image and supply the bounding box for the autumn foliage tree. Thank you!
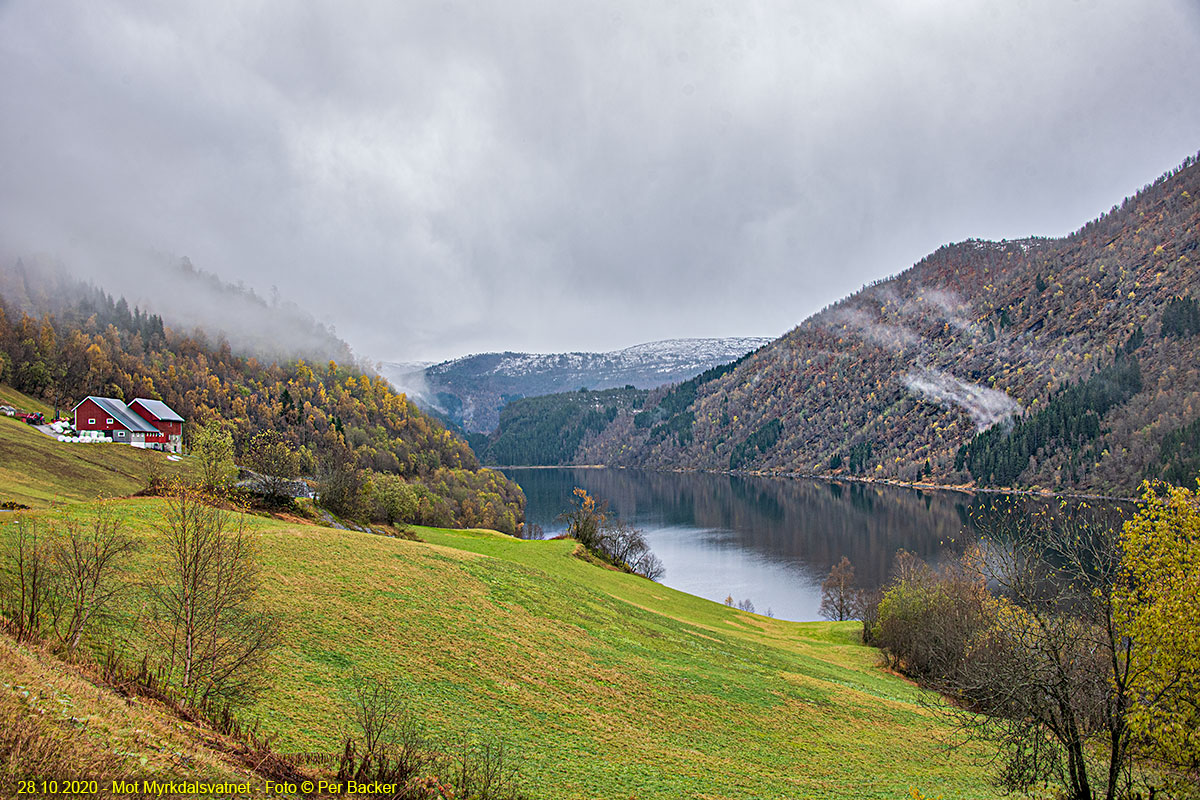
[866,497,1200,799]
[192,421,237,493]
[243,431,301,501]
[1114,483,1200,786]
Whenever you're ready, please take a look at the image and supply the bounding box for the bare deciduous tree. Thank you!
[940,507,1138,800]
[347,674,407,763]
[149,482,280,708]
[854,587,882,644]
[1,516,55,642]
[53,501,139,653]
[630,550,665,582]
[602,520,647,566]
[819,556,857,621]
[339,674,430,787]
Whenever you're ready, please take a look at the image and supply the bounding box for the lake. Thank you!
[500,467,1053,621]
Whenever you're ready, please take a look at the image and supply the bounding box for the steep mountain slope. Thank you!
[576,153,1200,495]
[382,337,770,433]
[476,386,650,466]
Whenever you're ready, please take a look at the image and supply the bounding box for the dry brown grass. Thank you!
[0,634,272,797]
[0,691,147,797]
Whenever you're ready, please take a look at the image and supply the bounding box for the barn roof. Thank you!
[73,396,159,433]
[130,398,184,423]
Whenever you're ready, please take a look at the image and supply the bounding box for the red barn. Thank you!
[129,398,185,453]
[72,396,185,453]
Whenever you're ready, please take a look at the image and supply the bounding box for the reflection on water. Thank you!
[502,467,1060,621]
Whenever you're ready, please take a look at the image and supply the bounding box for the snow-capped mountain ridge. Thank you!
[485,338,771,377]
[381,337,771,433]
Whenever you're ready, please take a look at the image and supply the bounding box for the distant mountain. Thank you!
[381,337,771,433]
[532,152,1200,496]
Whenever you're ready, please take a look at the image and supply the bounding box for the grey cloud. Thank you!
[2,1,1199,362]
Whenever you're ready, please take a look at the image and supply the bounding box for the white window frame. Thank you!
[88,418,95,425]
[106,418,114,424]
[116,431,125,438]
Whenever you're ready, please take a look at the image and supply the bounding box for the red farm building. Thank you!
[72,396,185,453]
[129,399,185,453]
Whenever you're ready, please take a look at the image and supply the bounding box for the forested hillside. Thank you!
[567,153,1200,495]
[476,386,649,466]
[0,265,524,532]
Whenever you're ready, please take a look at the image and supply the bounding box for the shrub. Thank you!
[371,474,418,526]
[559,488,663,580]
[243,431,301,501]
[872,552,988,685]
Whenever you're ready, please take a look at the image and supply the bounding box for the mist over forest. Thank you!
[1,252,356,367]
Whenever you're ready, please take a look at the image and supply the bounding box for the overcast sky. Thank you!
[2,1,1199,363]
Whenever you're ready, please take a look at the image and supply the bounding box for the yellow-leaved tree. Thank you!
[1114,482,1200,783]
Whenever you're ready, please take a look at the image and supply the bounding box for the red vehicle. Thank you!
[20,412,45,425]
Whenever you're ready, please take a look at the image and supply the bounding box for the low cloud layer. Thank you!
[2,2,1199,362]
[904,368,1021,431]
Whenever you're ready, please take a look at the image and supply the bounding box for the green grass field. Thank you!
[257,522,998,798]
[0,385,194,507]
[1,500,999,799]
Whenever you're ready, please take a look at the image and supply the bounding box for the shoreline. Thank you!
[495,463,1140,503]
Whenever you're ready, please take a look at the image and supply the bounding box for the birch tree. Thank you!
[53,501,138,653]
[149,483,280,708]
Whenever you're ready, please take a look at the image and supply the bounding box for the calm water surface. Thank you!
[501,467,1041,621]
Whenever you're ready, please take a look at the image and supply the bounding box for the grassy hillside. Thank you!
[0,386,194,507]
[3,495,999,799]
[1,404,1000,797]
[1,632,275,795]
[0,383,51,416]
